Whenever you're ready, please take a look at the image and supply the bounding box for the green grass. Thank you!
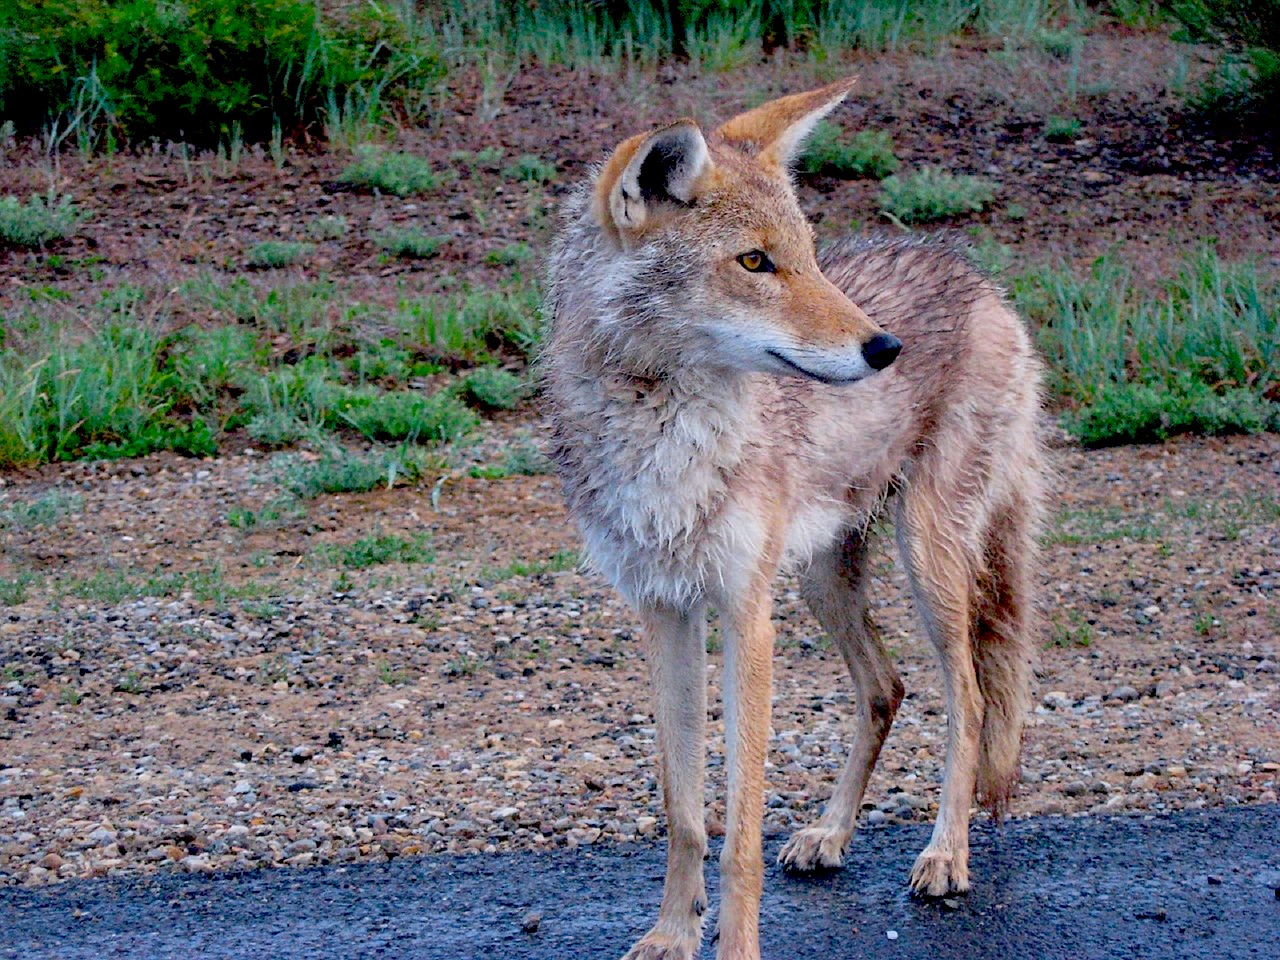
[0,192,83,248]
[1,274,541,468]
[278,446,438,498]
[879,167,996,224]
[799,123,899,179]
[314,532,433,569]
[0,490,83,529]
[305,215,349,241]
[501,154,556,184]
[246,241,313,269]
[0,573,35,606]
[372,228,449,260]
[485,242,532,266]
[469,435,553,479]
[1014,246,1279,445]
[339,147,450,196]
[1049,611,1094,648]
[1045,115,1083,141]
[483,549,579,582]
[457,368,527,411]
[59,565,266,604]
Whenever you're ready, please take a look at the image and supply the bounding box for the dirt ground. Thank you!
[2,27,1279,886]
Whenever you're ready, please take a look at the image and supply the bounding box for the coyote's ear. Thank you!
[716,77,857,169]
[593,120,711,244]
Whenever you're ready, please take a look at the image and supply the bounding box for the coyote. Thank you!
[543,78,1044,960]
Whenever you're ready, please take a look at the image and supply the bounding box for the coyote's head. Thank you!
[589,78,899,384]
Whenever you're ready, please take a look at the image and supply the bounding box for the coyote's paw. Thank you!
[909,846,970,898]
[621,927,701,960]
[777,826,848,872]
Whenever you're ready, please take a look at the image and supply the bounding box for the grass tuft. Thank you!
[339,147,450,196]
[372,228,449,259]
[879,167,996,224]
[0,192,83,248]
[799,123,899,179]
[246,242,313,269]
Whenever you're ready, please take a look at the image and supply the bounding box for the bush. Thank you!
[246,241,312,269]
[340,147,449,196]
[501,154,556,183]
[0,0,444,145]
[879,167,996,224]
[1173,0,1280,117]
[330,386,479,443]
[279,446,436,498]
[372,228,448,259]
[0,192,83,248]
[458,367,528,411]
[1044,115,1083,142]
[1066,380,1278,447]
[799,123,899,179]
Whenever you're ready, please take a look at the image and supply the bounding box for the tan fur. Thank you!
[544,81,1045,960]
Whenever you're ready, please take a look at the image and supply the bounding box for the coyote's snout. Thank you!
[545,78,1045,960]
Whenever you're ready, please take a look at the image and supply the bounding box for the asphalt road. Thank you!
[3,805,1278,960]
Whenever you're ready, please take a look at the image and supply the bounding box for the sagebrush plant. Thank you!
[339,147,450,196]
[879,167,996,224]
[0,192,83,249]
[458,367,528,411]
[501,154,557,183]
[246,241,313,269]
[799,123,899,179]
[372,228,448,259]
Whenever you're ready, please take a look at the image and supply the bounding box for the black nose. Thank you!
[862,333,901,371]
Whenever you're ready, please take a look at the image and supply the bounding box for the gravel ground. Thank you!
[1,422,1277,886]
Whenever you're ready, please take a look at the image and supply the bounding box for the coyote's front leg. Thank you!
[715,559,779,960]
[622,603,709,960]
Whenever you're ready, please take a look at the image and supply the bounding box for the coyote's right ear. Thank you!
[593,120,711,246]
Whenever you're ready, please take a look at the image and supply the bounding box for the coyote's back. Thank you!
[543,78,1045,960]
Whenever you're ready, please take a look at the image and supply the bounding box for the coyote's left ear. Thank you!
[716,76,857,169]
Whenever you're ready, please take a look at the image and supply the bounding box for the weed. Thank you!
[315,532,433,569]
[444,653,481,677]
[502,154,556,184]
[372,228,448,259]
[0,574,34,606]
[1049,611,1094,648]
[485,242,532,266]
[1194,612,1217,635]
[457,367,527,411]
[306,215,349,241]
[279,446,437,498]
[470,434,552,479]
[339,147,450,196]
[1064,379,1277,447]
[799,123,899,179]
[1037,27,1084,59]
[879,167,996,224]
[378,661,413,685]
[484,550,578,582]
[246,241,313,269]
[225,494,304,529]
[0,191,83,248]
[1045,115,1083,141]
[58,685,82,706]
[0,490,83,529]
[115,670,143,694]
[332,387,479,443]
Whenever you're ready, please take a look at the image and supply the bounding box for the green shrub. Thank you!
[879,167,996,224]
[501,154,556,183]
[1044,115,1083,142]
[339,147,449,196]
[279,446,436,498]
[1066,380,1278,447]
[799,123,899,179]
[458,367,528,411]
[1036,27,1084,58]
[246,241,312,269]
[0,490,83,529]
[485,242,532,266]
[316,532,433,569]
[372,227,448,259]
[1173,0,1280,117]
[306,215,349,241]
[0,192,83,248]
[0,0,444,145]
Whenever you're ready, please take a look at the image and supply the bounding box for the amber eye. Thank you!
[737,250,775,273]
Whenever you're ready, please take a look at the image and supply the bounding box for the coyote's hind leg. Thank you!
[779,531,904,873]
